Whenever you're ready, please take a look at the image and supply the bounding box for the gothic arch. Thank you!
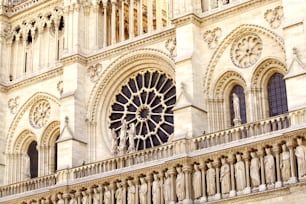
[13,130,36,153]
[40,121,60,146]
[204,24,285,97]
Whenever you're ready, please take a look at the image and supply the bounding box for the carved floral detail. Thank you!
[165,38,176,57]
[8,96,20,114]
[87,64,102,82]
[57,80,63,95]
[264,6,284,29]
[203,27,222,49]
[29,99,51,129]
[231,33,263,68]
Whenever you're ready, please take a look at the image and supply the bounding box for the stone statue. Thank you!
[81,191,89,204]
[57,194,64,204]
[139,177,148,204]
[152,174,161,204]
[235,154,246,191]
[220,158,230,194]
[127,180,136,204]
[118,119,127,155]
[69,193,77,204]
[104,186,111,204]
[164,171,171,203]
[176,167,185,201]
[232,93,241,120]
[206,162,216,196]
[264,148,275,185]
[295,138,306,178]
[127,123,136,153]
[250,152,260,187]
[192,164,202,199]
[110,128,118,155]
[93,188,100,204]
[115,182,123,204]
[24,153,31,179]
[280,144,290,182]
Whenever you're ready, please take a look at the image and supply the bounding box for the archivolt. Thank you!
[40,121,60,146]
[13,130,36,153]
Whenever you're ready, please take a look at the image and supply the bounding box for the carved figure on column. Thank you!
[192,164,202,199]
[115,182,123,204]
[104,186,111,204]
[235,154,246,191]
[139,177,148,204]
[152,174,161,204]
[81,191,89,204]
[110,128,118,156]
[93,188,100,204]
[264,148,275,185]
[24,153,31,179]
[127,180,136,204]
[118,119,127,155]
[127,123,136,153]
[206,162,216,196]
[164,171,171,203]
[57,194,64,204]
[250,152,260,187]
[176,167,185,201]
[280,144,291,182]
[69,193,77,204]
[220,158,230,195]
[295,138,306,179]
[232,93,241,120]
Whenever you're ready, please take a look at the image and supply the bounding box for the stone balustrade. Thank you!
[202,0,251,13]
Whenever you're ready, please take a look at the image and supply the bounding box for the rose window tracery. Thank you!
[29,99,51,129]
[231,33,263,68]
[109,70,176,150]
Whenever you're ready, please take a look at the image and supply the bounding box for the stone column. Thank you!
[138,0,143,35]
[258,148,266,191]
[199,161,207,202]
[243,152,251,194]
[122,180,127,204]
[287,140,298,183]
[155,0,162,30]
[168,167,176,204]
[119,0,125,41]
[102,0,108,47]
[228,155,236,197]
[147,0,153,33]
[129,0,134,38]
[214,160,221,200]
[76,190,81,204]
[110,182,115,204]
[111,0,117,44]
[273,145,282,188]
[183,164,193,203]
[147,173,152,204]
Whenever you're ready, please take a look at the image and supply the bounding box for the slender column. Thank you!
[147,174,152,204]
[287,140,298,183]
[110,182,115,204]
[54,20,59,62]
[243,152,251,194]
[168,167,176,204]
[214,160,221,199]
[63,7,69,52]
[199,161,207,202]
[138,0,143,35]
[258,148,266,191]
[21,32,27,76]
[37,26,44,69]
[103,0,108,47]
[129,0,134,38]
[273,145,282,188]
[183,164,192,202]
[228,155,236,197]
[155,0,162,29]
[122,180,127,204]
[147,0,153,32]
[68,5,74,52]
[76,190,81,204]
[63,192,69,204]
[158,171,164,204]
[111,0,117,44]
[135,178,140,204]
[119,0,125,41]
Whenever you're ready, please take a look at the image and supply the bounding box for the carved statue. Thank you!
[232,93,241,120]
[192,164,202,199]
[206,162,216,196]
[280,144,291,182]
[104,186,111,204]
[264,148,275,185]
[115,182,123,204]
[164,171,171,203]
[152,174,161,204]
[220,158,230,194]
[57,194,64,204]
[176,167,185,201]
[24,153,31,179]
[127,180,136,204]
[110,128,118,155]
[250,152,260,187]
[118,119,127,155]
[127,123,136,153]
[69,193,77,204]
[235,154,246,191]
[81,191,89,204]
[93,188,100,204]
[139,177,148,204]
[295,138,306,178]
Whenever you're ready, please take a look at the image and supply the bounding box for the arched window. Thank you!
[27,141,38,178]
[229,85,247,126]
[268,73,288,117]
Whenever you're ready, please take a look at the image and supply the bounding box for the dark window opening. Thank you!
[268,73,288,116]
[27,141,38,178]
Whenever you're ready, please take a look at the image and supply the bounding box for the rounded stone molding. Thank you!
[29,99,51,129]
[231,33,263,68]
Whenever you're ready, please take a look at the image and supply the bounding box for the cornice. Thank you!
[61,53,88,66]
[171,13,202,27]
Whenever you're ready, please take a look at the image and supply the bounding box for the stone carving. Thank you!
[280,144,290,182]
[206,162,216,196]
[152,174,161,204]
[295,138,306,179]
[264,6,283,29]
[81,191,89,204]
[127,123,136,153]
[203,27,222,49]
[57,194,64,204]
[118,119,127,155]
[8,96,20,114]
[104,186,111,204]
[165,38,176,57]
[127,180,136,204]
[139,177,148,204]
[115,182,123,204]
[110,128,118,156]
[264,148,275,185]
[23,153,31,179]
[250,152,260,187]
[176,166,185,201]
[192,164,202,199]
[57,80,63,95]
[29,99,51,129]
[164,171,171,203]
[93,188,100,204]
[69,193,77,204]
[220,158,230,195]
[235,154,246,191]
[232,93,241,126]
[231,33,262,68]
[87,63,102,82]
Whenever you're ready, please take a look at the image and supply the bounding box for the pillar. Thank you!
[228,155,236,197]
[273,145,282,188]
[199,161,207,202]
[258,148,266,191]
[183,164,193,203]
[128,0,134,39]
[111,0,117,44]
[243,152,251,194]
[214,160,221,200]
[287,139,298,183]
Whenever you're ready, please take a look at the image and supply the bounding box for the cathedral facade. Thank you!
[0,0,306,203]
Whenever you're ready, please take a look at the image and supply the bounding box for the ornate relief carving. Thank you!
[165,38,176,57]
[231,33,263,68]
[87,63,102,82]
[203,27,222,49]
[8,96,20,114]
[264,6,283,29]
[57,80,63,95]
[29,99,51,129]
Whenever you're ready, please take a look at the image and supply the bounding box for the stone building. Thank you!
[0,0,306,203]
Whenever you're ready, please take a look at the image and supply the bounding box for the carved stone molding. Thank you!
[264,6,284,29]
[165,38,177,57]
[8,96,20,114]
[203,27,222,49]
[57,80,63,95]
[87,64,102,82]
[29,99,51,129]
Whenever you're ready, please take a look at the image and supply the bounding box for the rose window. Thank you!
[29,99,51,129]
[109,70,176,150]
[231,33,263,68]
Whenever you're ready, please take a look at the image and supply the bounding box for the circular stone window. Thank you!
[231,33,263,68]
[109,70,176,150]
[29,99,51,129]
